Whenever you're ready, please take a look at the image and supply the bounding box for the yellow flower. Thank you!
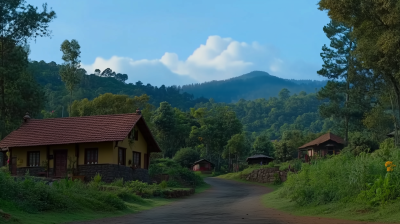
[386,161,396,172]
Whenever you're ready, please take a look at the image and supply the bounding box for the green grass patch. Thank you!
[262,189,400,223]
[1,181,210,224]
[0,197,172,224]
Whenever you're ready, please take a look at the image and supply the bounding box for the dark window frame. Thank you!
[118,147,126,165]
[84,148,98,165]
[133,151,141,168]
[27,151,40,167]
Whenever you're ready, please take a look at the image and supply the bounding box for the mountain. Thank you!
[180,71,327,103]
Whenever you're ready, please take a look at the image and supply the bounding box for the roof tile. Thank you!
[0,113,142,148]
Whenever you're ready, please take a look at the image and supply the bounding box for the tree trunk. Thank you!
[389,92,398,146]
[389,75,400,146]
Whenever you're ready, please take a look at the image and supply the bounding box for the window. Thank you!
[0,152,3,167]
[85,148,98,165]
[118,148,126,165]
[133,151,141,168]
[27,151,40,167]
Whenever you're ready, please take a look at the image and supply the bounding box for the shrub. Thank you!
[279,148,400,206]
[159,180,167,189]
[173,147,200,168]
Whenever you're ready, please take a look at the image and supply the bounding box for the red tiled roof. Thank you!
[298,132,345,149]
[0,113,161,152]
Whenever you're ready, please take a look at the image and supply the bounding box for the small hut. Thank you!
[192,159,214,173]
[298,132,345,162]
[246,154,274,165]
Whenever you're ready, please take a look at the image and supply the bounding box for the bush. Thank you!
[173,147,200,168]
[278,148,400,207]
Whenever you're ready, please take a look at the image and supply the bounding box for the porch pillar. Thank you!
[46,146,50,177]
[8,148,12,173]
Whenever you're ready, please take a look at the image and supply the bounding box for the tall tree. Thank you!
[318,0,400,145]
[151,102,177,158]
[0,0,56,137]
[317,20,373,142]
[60,39,83,116]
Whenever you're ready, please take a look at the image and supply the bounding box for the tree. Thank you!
[173,147,200,168]
[60,39,83,116]
[223,133,247,172]
[0,0,56,137]
[151,102,177,158]
[252,133,274,157]
[318,0,400,145]
[317,20,374,142]
[70,93,150,117]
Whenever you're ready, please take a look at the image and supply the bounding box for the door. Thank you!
[54,150,68,177]
[11,157,17,175]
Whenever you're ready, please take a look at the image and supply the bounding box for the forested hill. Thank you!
[181,71,327,103]
[29,61,209,117]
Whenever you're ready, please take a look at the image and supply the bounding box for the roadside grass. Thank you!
[1,183,211,224]
[217,159,400,223]
[262,189,400,223]
[0,197,172,224]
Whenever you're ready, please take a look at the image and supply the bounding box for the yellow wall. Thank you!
[12,142,113,168]
[12,146,47,168]
[10,125,149,169]
[118,125,148,168]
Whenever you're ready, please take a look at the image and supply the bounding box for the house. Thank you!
[0,112,161,182]
[192,159,214,173]
[246,154,274,165]
[298,132,345,162]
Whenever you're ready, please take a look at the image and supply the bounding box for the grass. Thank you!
[0,197,172,224]
[262,188,400,223]
[217,160,400,223]
[1,183,211,224]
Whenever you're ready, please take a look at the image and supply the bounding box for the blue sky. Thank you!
[28,0,330,86]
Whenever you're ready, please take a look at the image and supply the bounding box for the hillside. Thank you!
[180,71,327,103]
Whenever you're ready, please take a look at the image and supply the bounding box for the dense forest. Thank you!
[180,71,327,102]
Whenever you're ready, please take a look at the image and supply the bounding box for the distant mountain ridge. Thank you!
[180,71,327,103]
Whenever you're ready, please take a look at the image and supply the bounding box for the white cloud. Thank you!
[81,35,320,87]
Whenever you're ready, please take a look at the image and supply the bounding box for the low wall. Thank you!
[78,164,150,183]
[243,167,292,183]
[17,167,54,176]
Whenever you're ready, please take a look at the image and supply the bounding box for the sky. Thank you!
[27,0,331,87]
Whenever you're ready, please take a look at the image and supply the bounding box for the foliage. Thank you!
[252,132,274,156]
[149,158,205,187]
[273,173,282,185]
[70,93,150,117]
[342,132,379,155]
[159,181,167,189]
[173,147,200,168]
[59,39,84,115]
[0,0,56,138]
[278,145,400,207]
[318,0,400,145]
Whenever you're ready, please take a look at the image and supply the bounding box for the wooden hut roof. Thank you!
[246,154,274,162]
[298,132,345,149]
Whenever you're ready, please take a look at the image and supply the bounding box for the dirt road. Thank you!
[71,178,393,224]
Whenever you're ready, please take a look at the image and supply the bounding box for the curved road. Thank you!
[72,178,393,224]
